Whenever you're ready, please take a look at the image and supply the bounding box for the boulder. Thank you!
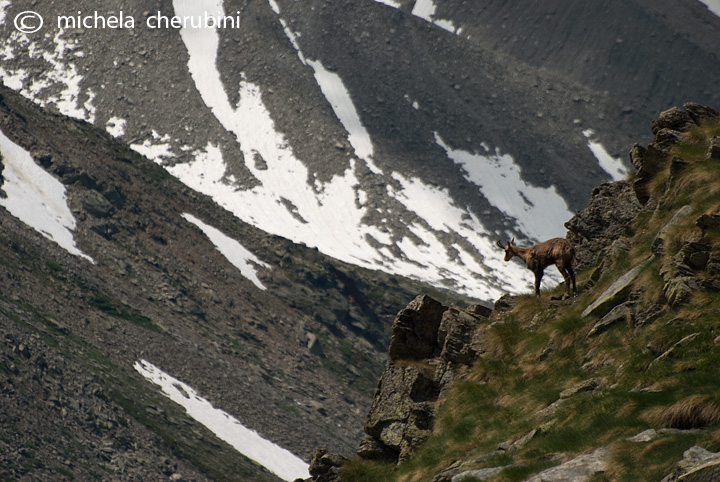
[438,308,484,365]
[363,364,439,458]
[565,181,641,269]
[651,205,693,256]
[683,102,720,125]
[587,302,631,337]
[525,447,609,482]
[707,136,720,161]
[661,446,720,482]
[651,107,694,135]
[82,190,114,218]
[388,295,445,361]
[306,449,347,482]
[582,257,653,318]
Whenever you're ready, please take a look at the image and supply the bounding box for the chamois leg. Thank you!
[556,265,572,299]
[567,264,577,297]
[534,270,543,296]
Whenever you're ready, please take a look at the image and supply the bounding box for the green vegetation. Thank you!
[88,292,161,332]
[341,118,720,481]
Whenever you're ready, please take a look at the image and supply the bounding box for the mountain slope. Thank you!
[0,83,462,481]
[2,0,718,299]
[326,104,720,481]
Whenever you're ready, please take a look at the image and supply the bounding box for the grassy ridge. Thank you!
[342,117,720,481]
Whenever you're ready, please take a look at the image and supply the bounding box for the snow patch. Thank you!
[373,0,402,8]
[0,128,94,263]
[0,29,95,121]
[583,129,629,182]
[698,0,720,17]
[435,133,573,243]
[130,130,174,163]
[167,0,536,299]
[373,0,458,33]
[182,213,270,290]
[412,0,457,32]
[134,360,309,482]
[105,117,127,138]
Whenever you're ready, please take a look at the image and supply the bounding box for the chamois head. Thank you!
[496,238,516,262]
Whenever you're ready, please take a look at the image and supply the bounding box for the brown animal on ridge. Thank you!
[496,237,577,299]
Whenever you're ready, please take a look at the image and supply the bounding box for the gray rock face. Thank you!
[581,257,653,318]
[525,447,609,482]
[661,446,720,482]
[651,107,695,135]
[361,295,489,464]
[388,295,446,361]
[565,181,642,269]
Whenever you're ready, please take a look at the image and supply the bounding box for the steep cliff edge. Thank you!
[305,103,720,482]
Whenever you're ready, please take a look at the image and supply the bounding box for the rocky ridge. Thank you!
[302,103,720,482]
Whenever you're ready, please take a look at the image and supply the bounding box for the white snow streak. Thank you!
[270,2,383,174]
[372,0,458,33]
[583,129,629,182]
[435,133,573,243]
[373,0,402,8]
[306,59,383,175]
[165,0,544,299]
[182,213,270,290]
[0,128,94,263]
[134,360,309,482]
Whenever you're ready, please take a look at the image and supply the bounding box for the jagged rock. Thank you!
[707,136,720,161]
[627,429,658,442]
[363,364,438,459]
[664,276,697,307]
[356,437,395,460]
[438,308,484,365]
[661,446,720,482]
[582,257,653,318]
[565,181,641,269]
[587,302,631,337]
[306,333,325,357]
[683,102,720,125]
[559,378,600,399]
[652,205,694,256]
[651,107,695,135]
[361,296,487,464]
[654,128,690,150]
[697,211,720,235]
[632,144,670,205]
[525,447,609,482]
[306,449,347,482]
[451,467,506,481]
[388,294,446,361]
[493,294,517,312]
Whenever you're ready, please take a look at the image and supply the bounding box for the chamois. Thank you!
[496,237,577,299]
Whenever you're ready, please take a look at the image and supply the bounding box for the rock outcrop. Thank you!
[301,103,720,482]
[302,296,491,481]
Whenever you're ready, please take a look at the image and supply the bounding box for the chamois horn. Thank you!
[496,240,505,249]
